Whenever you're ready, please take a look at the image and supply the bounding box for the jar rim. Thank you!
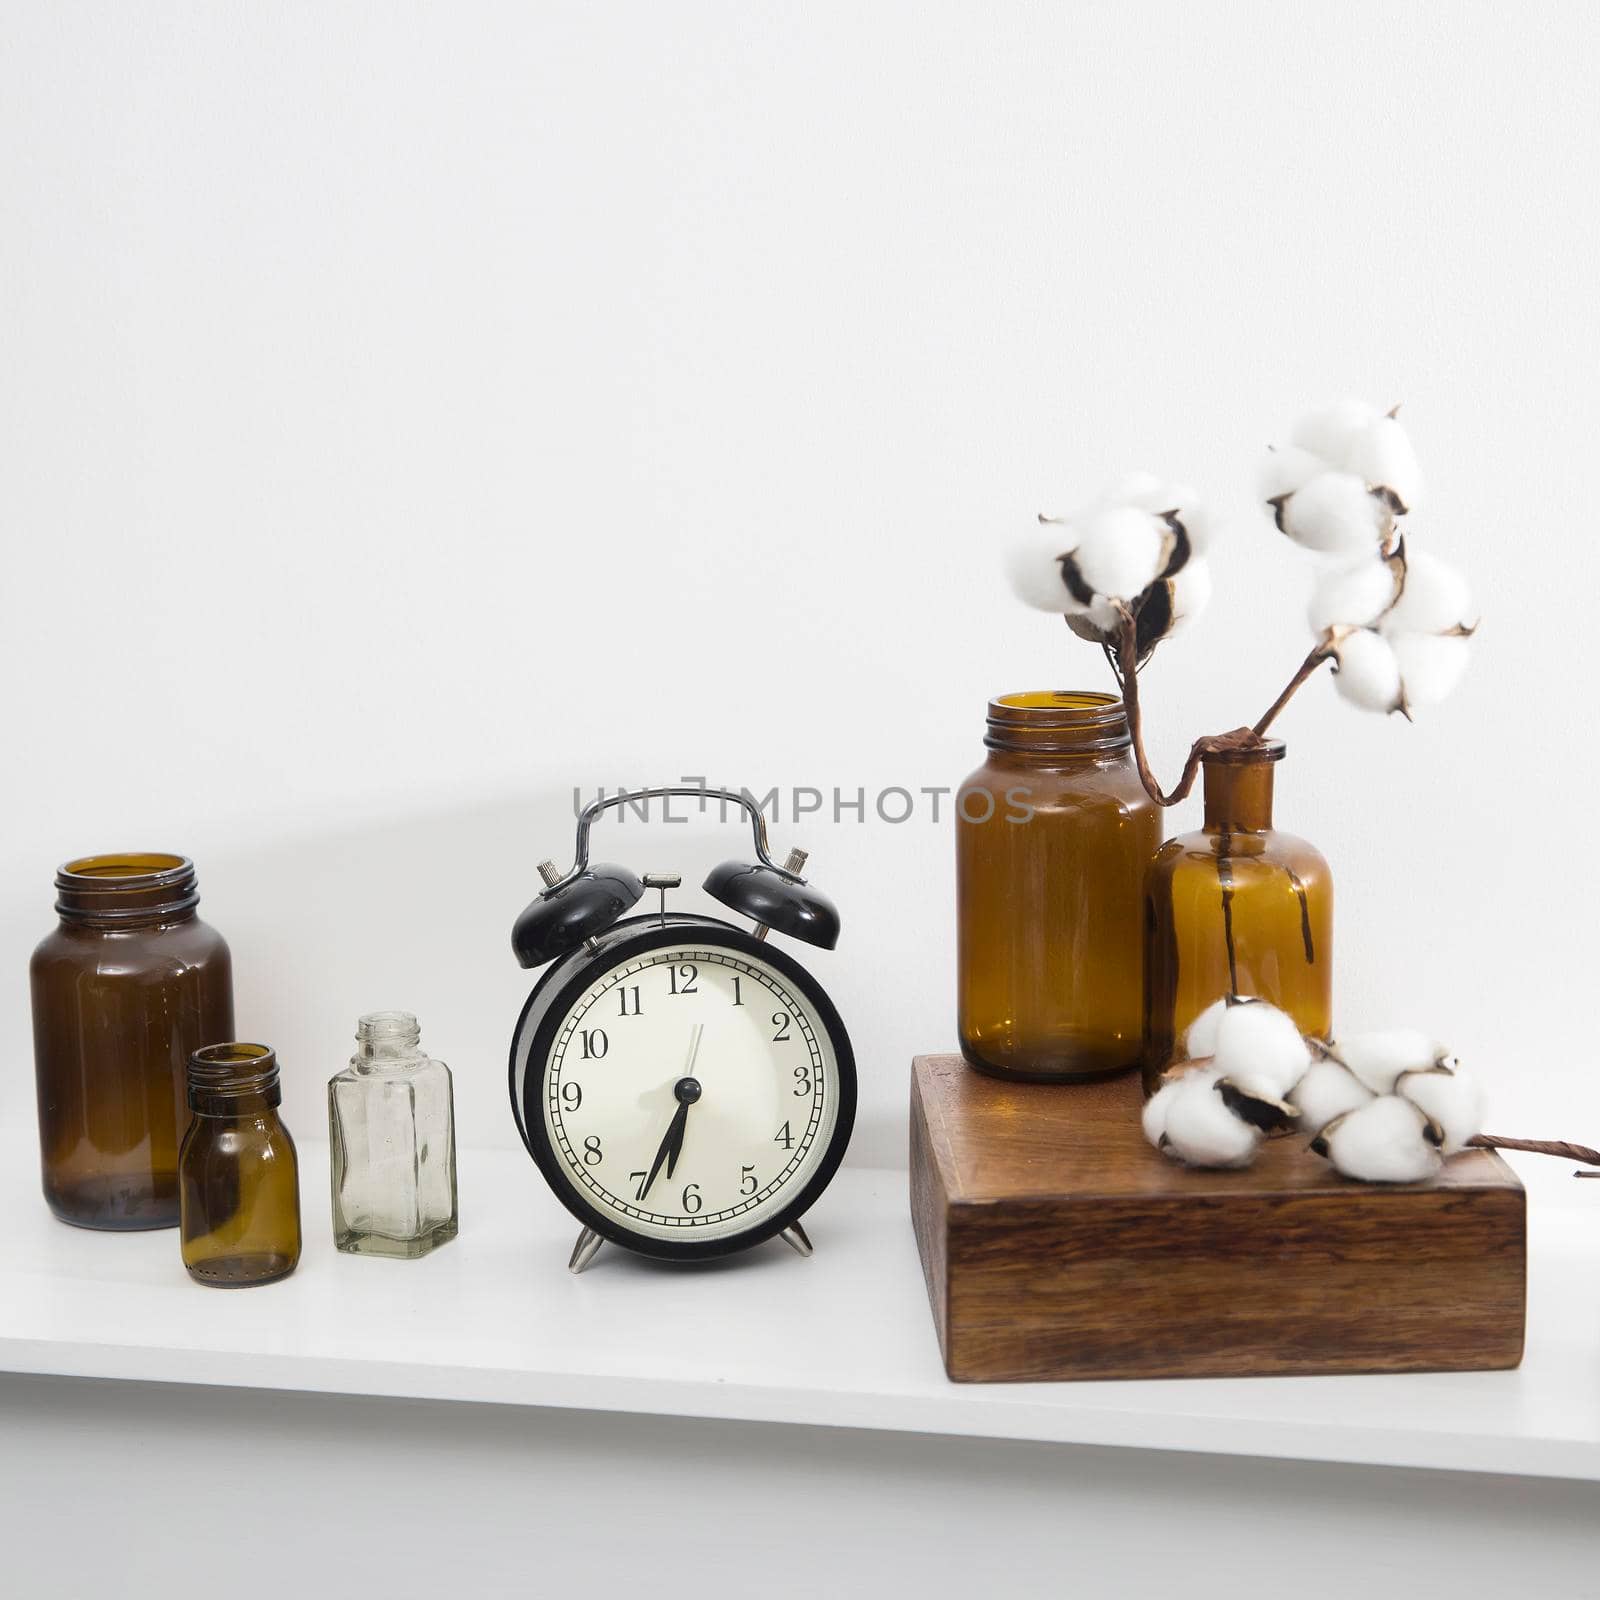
[54,853,200,924]
[58,851,192,884]
[984,689,1130,755]
[188,1042,281,1107]
[1201,738,1286,767]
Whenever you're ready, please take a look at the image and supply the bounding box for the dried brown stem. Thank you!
[1469,1134,1600,1170]
[1253,640,1335,737]
[1112,609,1273,808]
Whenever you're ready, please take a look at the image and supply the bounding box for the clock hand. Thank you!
[640,1025,706,1201]
[666,1024,705,1181]
[638,1098,688,1203]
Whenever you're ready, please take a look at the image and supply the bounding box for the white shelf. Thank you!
[4,1126,1598,1481]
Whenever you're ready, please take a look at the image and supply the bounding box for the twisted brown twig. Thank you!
[1469,1134,1600,1176]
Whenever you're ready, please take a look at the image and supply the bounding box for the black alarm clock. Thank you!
[508,787,857,1272]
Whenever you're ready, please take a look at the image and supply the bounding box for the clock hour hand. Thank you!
[638,1098,688,1203]
[639,1026,705,1204]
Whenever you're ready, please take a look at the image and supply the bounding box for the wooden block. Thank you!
[910,1054,1526,1383]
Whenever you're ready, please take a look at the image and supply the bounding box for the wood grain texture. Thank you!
[910,1055,1526,1383]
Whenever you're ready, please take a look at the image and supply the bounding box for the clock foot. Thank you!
[778,1220,813,1258]
[568,1226,604,1274]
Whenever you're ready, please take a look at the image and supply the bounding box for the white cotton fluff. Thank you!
[1291,400,1380,469]
[1290,1057,1375,1135]
[1155,1068,1261,1169]
[1331,1029,1443,1093]
[1396,1065,1485,1155]
[1260,445,1326,502]
[1382,550,1474,637]
[1184,996,1231,1061]
[1309,555,1400,633]
[1279,471,1389,554]
[1167,558,1213,633]
[1210,1000,1312,1099]
[1331,629,1402,712]
[1317,1094,1442,1184]
[1391,631,1471,709]
[1142,1076,1180,1146]
[1006,533,1080,614]
[1349,413,1424,513]
[1071,506,1169,602]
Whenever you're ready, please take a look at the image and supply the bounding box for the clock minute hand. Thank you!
[638,1098,688,1204]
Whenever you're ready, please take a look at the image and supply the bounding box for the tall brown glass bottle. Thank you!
[180,1044,302,1287]
[31,854,234,1229]
[1143,741,1333,1088]
[957,691,1160,1081]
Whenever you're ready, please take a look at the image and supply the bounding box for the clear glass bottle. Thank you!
[329,1011,458,1259]
[957,691,1160,1081]
[180,1043,302,1287]
[31,853,234,1230]
[1142,740,1333,1088]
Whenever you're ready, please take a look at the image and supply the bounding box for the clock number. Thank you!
[771,1011,792,1042]
[682,1183,702,1213]
[793,1065,812,1097]
[630,1170,648,1200]
[579,1028,608,1060]
[617,985,642,1018]
[731,975,744,1006]
[561,1081,583,1112]
[583,1135,603,1166]
[740,1164,758,1196]
[668,963,698,995]
[774,1120,795,1150]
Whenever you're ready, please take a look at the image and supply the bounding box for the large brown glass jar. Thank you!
[180,1043,302,1287]
[31,854,234,1230]
[957,691,1160,1082]
[1143,740,1333,1088]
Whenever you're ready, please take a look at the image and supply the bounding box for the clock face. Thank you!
[531,936,846,1248]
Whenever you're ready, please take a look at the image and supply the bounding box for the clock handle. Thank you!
[546,787,800,892]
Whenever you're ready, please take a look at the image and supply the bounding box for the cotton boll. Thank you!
[1290,1058,1375,1135]
[1313,1095,1443,1184]
[1397,1065,1486,1155]
[1279,472,1389,554]
[1142,1077,1180,1147]
[1291,400,1380,470]
[1160,1070,1262,1169]
[1071,507,1168,601]
[1165,558,1212,635]
[1184,997,1231,1061]
[1006,536,1080,613]
[1392,632,1471,709]
[1331,629,1402,712]
[1211,1000,1311,1098]
[1383,550,1474,636]
[1260,445,1326,502]
[1350,414,1424,513]
[1332,1029,1443,1093]
[1309,556,1401,633]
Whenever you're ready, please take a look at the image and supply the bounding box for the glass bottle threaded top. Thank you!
[54,853,200,928]
[983,690,1131,760]
[188,1043,282,1114]
[355,1010,423,1065]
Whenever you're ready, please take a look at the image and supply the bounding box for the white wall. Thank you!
[4,1,1597,1169]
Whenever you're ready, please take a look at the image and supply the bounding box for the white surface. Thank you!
[11,1375,1600,1600]
[4,3,1600,1166]
[5,1126,1600,1483]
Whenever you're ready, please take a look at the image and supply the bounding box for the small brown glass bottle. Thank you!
[1143,740,1333,1088]
[31,853,234,1230]
[957,691,1160,1081]
[179,1044,302,1287]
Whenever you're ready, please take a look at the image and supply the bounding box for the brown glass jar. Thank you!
[30,853,234,1230]
[180,1044,302,1287]
[1143,740,1333,1087]
[957,691,1160,1081]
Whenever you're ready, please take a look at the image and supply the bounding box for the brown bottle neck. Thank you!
[1201,749,1283,833]
[984,690,1130,763]
[55,853,200,929]
[188,1043,282,1117]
